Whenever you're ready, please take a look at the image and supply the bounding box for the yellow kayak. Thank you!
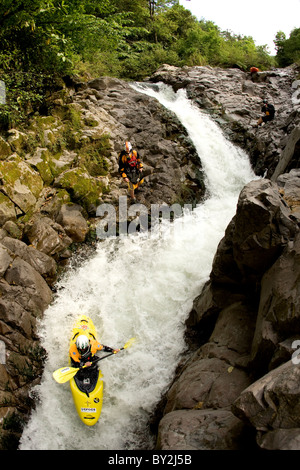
[69,315,103,426]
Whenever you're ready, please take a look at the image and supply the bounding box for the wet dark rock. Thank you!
[157,170,300,450]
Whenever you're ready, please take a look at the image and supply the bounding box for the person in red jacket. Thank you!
[118,141,144,201]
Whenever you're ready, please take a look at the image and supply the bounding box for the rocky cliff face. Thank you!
[150,64,300,179]
[149,65,300,450]
[156,172,300,450]
[0,64,299,449]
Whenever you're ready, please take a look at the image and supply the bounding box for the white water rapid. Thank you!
[19,83,256,451]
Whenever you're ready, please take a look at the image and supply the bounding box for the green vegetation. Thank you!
[274,28,300,67]
[0,0,298,129]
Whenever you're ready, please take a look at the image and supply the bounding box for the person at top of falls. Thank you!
[70,334,120,368]
[256,99,275,127]
[250,66,259,81]
[118,141,144,202]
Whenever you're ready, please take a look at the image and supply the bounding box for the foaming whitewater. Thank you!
[19,83,257,450]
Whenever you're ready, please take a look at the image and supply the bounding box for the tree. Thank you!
[274,31,287,66]
[275,29,300,67]
[151,0,179,14]
[149,0,156,18]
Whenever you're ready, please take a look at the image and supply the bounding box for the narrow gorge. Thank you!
[0,64,299,450]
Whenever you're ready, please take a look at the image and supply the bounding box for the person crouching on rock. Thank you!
[118,141,144,202]
[257,99,275,126]
[250,66,259,81]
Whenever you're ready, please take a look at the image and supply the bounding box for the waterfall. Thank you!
[19,83,256,450]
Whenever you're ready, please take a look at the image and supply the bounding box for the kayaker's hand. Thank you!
[113,349,120,354]
[85,361,92,367]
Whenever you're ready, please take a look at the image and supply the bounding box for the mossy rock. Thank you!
[32,115,57,130]
[83,117,99,127]
[53,168,106,210]
[49,150,78,178]
[0,155,44,213]
[0,137,12,160]
[77,150,109,177]
[26,148,54,185]
[56,189,72,204]
[77,133,111,177]
[2,220,22,239]
[26,105,82,156]
[27,148,78,184]
[0,192,16,225]
[7,130,28,155]
[50,103,82,128]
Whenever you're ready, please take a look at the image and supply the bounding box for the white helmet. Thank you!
[76,335,90,358]
[125,141,132,153]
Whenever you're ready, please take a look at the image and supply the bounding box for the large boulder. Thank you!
[232,179,297,277]
[250,231,300,370]
[276,168,300,219]
[157,409,247,450]
[24,216,72,258]
[232,360,300,449]
[56,203,89,242]
[0,193,16,226]
[208,177,298,296]
[0,243,13,277]
[53,168,104,214]
[0,136,12,160]
[1,237,57,285]
[164,356,251,413]
[0,155,43,214]
[4,257,52,315]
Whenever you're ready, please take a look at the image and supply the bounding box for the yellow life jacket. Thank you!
[69,338,104,363]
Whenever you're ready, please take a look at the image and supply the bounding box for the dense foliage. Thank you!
[0,0,297,129]
[274,28,300,67]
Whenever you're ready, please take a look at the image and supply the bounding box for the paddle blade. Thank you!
[123,337,136,350]
[53,366,79,384]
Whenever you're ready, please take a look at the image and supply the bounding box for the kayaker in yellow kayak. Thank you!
[70,335,120,368]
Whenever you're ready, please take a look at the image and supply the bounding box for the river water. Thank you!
[19,83,256,450]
